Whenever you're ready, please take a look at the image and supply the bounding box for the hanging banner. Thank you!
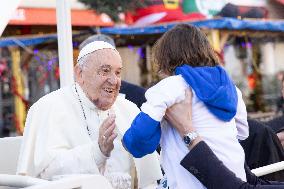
[129,0,268,26]
[183,0,227,17]
[130,0,205,26]
[0,0,22,36]
[183,0,267,17]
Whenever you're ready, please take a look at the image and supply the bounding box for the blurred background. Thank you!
[0,0,284,136]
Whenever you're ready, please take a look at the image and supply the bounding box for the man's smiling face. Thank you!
[76,49,122,110]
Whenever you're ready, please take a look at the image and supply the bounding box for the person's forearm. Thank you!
[181,141,283,189]
[181,141,244,188]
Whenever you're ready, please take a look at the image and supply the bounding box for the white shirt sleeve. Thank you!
[39,142,107,179]
[235,87,249,140]
[25,97,108,179]
[141,75,188,121]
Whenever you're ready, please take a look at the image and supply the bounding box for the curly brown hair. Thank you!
[153,24,219,74]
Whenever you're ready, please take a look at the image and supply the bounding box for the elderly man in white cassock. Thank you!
[16,41,162,189]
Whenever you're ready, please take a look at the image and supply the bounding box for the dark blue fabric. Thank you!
[119,81,146,108]
[175,65,237,121]
[181,141,284,189]
[122,112,161,158]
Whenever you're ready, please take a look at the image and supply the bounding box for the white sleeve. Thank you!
[235,87,249,140]
[39,142,107,179]
[29,100,108,179]
[141,76,187,121]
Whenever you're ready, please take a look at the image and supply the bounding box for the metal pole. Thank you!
[251,161,284,177]
[0,82,3,137]
[56,0,74,88]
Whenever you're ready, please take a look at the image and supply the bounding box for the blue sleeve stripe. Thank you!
[123,112,161,158]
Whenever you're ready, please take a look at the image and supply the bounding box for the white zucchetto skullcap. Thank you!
[77,41,117,63]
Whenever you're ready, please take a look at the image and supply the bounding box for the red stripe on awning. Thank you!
[277,0,284,4]
[8,8,114,27]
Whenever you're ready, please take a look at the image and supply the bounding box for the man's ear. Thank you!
[74,65,83,84]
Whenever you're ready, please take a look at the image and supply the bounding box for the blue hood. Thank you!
[175,65,237,122]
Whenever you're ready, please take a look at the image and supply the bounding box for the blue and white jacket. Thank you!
[123,65,248,157]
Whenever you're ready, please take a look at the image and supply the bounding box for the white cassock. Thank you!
[17,83,162,189]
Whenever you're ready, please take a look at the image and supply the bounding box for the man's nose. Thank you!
[107,73,119,85]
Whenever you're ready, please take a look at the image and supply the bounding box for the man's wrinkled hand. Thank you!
[98,115,118,157]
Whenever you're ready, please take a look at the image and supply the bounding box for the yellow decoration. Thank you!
[163,0,179,9]
[73,48,79,66]
[209,30,221,53]
[11,48,26,134]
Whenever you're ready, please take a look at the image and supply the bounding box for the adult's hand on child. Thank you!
[165,89,194,136]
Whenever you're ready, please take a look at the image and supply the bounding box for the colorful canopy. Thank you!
[101,18,284,35]
[0,32,85,47]
[1,18,284,47]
